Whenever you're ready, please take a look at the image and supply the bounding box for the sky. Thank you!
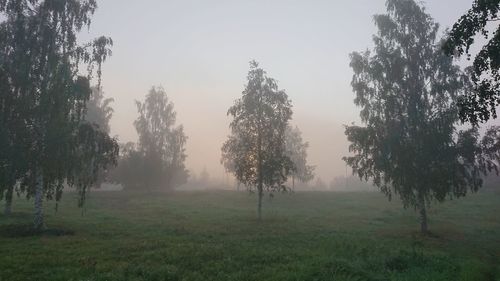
[80,0,481,183]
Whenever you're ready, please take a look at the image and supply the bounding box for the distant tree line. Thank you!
[2,0,500,236]
[330,175,375,192]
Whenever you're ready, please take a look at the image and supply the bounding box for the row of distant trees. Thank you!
[107,85,315,193]
[2,0,500,235]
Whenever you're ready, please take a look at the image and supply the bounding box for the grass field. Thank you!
[1,189,499,281]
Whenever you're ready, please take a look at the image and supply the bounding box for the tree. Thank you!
[84,87,115,188]
[113,86,188,191]
[443,0,500,124]
[285,125,315,190]
[344,0,500,234]
[221,61,293,220]
[0,0,119,229]
[86,87,114,135]
[166,125,189,188]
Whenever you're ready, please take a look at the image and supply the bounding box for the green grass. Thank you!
[1,189,499,281]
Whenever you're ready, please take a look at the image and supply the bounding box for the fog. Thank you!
[80,0,481,182]
[4,1,500,279]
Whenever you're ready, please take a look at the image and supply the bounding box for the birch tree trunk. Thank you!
[419,197,428,234]
[33,172,45,231]
[4,186,13,215]
[257,127,263,221]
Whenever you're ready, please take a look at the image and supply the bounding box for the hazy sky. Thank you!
[81,0,481,183]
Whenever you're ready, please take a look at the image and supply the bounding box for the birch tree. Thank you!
[120,86,189,190]
[222,61,293,220]
[344,0,500,234]
[0,0,118,229]
[285,126,315,190]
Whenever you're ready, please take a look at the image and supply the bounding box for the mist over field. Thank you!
[2,0,500,280]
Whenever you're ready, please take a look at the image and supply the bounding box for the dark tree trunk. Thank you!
[292,176,295,192]
[257,126,263,221]
[257,158,263,220]
[4,186,13,216]
[419,198,428,234]
[33,172,45,231]
[257,186,263,220]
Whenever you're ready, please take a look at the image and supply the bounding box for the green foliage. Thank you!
[110,142,144,190]
[82,87,116,189]
[443,0,500,124]
[222,61,293,218]
[112,87,188,191]
[344,0,500,233]
[222,61,293,193]
[0,0,118,224]
[1,190,499,280]
[67,123,119,207]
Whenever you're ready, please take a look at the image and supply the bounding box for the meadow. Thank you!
[0,188,499,281]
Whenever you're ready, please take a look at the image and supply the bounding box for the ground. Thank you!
[0,189,499,281]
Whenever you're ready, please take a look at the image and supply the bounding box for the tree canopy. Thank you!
[112,87,188,191]
[345,0,500,233]
[444,0,500,124]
